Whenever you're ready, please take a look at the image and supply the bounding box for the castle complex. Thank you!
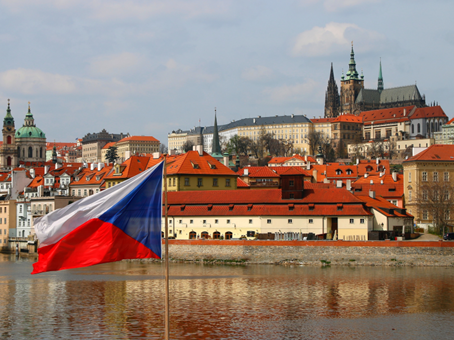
[325,44,427,117]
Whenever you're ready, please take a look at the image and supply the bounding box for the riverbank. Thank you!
[151,239,454,267]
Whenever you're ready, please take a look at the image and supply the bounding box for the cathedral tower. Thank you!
[340,43,364,115]
[0,100,17,168]
[324,63,340,118]
[377,58,384,91]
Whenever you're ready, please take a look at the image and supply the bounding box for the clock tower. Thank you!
[0,99,17,168]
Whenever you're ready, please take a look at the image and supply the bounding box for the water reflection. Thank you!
[0,255,453,339]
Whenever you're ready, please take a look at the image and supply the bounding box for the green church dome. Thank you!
[15,126,46,139]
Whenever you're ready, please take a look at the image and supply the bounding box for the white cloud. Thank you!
[263,80,319,103]
[292,22,386,57]
[0,0,232,20]
[241,65,274,81]
[89,52,145,77]
[0,68,76,95]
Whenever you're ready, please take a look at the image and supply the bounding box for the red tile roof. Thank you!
[352,174,403,199]
[167,187,363,205]
[280,166,311,176]
[237,166,279,178]
[332,114,363,123]
[166,151,236,176]
[237,177,250,188]
[404,144,454,162]
[355,195,412,218]
[410,106,447,120]
[102,142,117,150]
[46,142,77,151]
[105,156,150,180]
[71,166,114,186]
[360,106,415,123]
[118,135,159,143]
[268,154,315,165]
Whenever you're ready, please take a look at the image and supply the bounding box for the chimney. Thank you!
[153,152,161,159]
[30,168,35,179]
[304,155,308,161]
[376,157,379,165]
[370,179,373,185]
[44,165,50,174]
[192,145,196,151]
[38,185,43,197]
[364,173,368,178]
[125,150,131,161]
[369,190,376,199]
[403,108,406,116]
[306,161,310,170]
[55,162,61,170]
[346,179,351,191]
[392,171,397,182]
[244,168,249,176]
[223,154,229,167]
[197,145,203,156]
[380,180,384,185]
[97,162,102,171]
[90,163,95,171]
[313,169,318,182]
[336,180,342,188]
[253,118,256,123]
[356,158,359,165]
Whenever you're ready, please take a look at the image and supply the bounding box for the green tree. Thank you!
[105,146,118,164]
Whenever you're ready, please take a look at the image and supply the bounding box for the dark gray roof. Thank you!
[356,85,423,105]
[170,114,313,136]
[82,129,126,143]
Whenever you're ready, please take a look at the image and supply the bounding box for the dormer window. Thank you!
[191,161,200,169]
[207,162,216,169]
[335,169,342,175]
[366,166,373,172]
[346,169,352,175]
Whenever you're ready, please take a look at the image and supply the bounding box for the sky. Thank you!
[0,0,453,146]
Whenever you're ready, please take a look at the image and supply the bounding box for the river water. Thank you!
[1,255,454,339]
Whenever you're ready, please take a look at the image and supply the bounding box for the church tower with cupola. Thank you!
[340,42,364,115]
[0,99,17,168]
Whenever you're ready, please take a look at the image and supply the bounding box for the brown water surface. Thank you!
[0,255,453,339]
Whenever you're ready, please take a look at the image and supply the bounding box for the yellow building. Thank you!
[116,135,160,162]
[0,199,15,251]
[403,144,454,231]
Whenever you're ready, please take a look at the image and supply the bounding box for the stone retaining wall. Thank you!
[162,240,454,267]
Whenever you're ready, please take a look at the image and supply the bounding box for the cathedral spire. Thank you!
[378,58,384,91]
[324,63,340,118]
[211,107,221,156]
[4,99,14,127]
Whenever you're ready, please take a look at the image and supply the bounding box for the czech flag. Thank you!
[32,161,164,274]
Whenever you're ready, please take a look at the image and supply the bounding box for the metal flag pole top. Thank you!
[163,156,170,340]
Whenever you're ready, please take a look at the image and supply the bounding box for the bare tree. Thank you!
[159,143,168,154]
[182,140,194,153]
[416,181,454,235]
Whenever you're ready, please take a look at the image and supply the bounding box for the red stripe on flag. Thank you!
[32,218,160,274]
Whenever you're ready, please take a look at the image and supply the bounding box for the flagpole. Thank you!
[163,156,170,340]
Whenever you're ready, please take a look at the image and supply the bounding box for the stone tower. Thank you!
[340,43,364,115]
[324,63,340,118]
[0,99,17,168]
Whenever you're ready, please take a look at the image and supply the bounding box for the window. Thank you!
[408,172,411,183]
[288,219,293,224]
[78,189,81,196]
[19,205,22,213]
[445,191,450,200]
[289,180,294,186]
[190,220,193,224]
[433,172,439,182]
[308,219,313,224]
[179,220,182,224]
[423,210,429,220]
[184,178,189,186]
[360,219,365,224]
[215,219,218,224]
[409,190,412,201]
[213,178,218,187]
[203,220,206,224]
[225,179,231,187]
[84,189,87,196]
[289,193,294,199]
[197,178,203,187]
[249,219,253,224]
[227,219,230,224]
[267,219,271,224]
[422,172,427,182]
[445,172,449,182]
[350,219,354,224]
[446,210,450,221]
[423,190,428,200]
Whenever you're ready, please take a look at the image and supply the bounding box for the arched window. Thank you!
[225,231,233,240]
[36,148,39,157]
[28,146,32,158]
[201,231,209,239]
[6,135,11,144]
[412,124,414,134]
[40,147,43,158]
[417,123,420,133]
[213,231,221,239]
[17,146,20,157]
[6,157,11,166]
[189,231,197,239]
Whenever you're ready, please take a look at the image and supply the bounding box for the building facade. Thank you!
[81,129,128,162]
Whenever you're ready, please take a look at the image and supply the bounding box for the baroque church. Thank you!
[324,44,427,117]
[0,100,47,168]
